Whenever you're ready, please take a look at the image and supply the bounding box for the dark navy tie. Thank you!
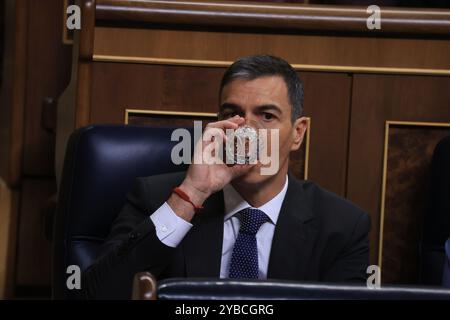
[228,208,269,279]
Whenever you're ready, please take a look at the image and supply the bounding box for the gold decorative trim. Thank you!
[125,109,310,180]
[62,0,74,45]
[378,120,450,276]
[124,108,218,124]
[0,179,12,298]
[94,55,450,76]
[378,121,390,274]
[304,117,311,181]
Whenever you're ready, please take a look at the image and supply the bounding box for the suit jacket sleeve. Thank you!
[82,178,176,299]
[322,211,371,283]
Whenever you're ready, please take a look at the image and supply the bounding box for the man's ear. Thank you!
[290,117,308,151]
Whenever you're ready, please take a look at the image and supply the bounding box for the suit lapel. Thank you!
[267,173,318,280]
[183,191,224,278]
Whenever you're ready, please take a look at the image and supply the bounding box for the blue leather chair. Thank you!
[420,135,450,285]
[443,238,450,288]
[52,125,191,299]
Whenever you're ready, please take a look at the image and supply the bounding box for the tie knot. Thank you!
[238,208,269,235]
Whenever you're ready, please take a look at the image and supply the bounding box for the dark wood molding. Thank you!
[0,0,28,187]
[75,0,96,128]
[79,0,96,61]
[95,0,450,36]
[132,272,157,300]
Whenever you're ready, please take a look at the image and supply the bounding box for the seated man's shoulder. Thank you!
[300,179,370,231]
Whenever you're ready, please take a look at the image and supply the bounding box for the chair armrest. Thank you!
[132,272,157,300]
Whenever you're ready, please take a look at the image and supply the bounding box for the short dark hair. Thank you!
[219,55,304,121]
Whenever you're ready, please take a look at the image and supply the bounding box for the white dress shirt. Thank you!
[150,175,289,279]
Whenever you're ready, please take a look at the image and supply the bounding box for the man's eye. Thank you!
[223,112,237,119]
[262,113,275,121]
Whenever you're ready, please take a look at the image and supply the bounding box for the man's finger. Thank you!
[206,116,244,130]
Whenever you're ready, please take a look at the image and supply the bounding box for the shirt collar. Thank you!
[223,175,289,225]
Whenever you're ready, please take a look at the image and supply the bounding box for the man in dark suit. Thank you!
[84,55,371,299]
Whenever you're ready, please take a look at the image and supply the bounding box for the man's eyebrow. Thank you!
[219,103,242,113]
[255,104,282,114]
[220,103,282,114]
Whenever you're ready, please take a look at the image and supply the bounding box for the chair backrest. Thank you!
[420,135,450,285]
[52,125,191,299]
[155,278,450,300]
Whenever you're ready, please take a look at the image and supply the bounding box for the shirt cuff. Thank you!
[150,202,193,248]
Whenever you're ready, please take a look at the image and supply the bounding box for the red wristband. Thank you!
[172,187,204,213]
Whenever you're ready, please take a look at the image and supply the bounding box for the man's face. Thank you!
[219,76,307,185]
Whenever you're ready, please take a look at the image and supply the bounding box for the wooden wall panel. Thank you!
[382,124,450,284]
[15,179,55,287]
[0,0,73,298]
[0,180,19,298]
[23,0,72,176]
[347,74,450,279]
[0,1,4,86]
[93,27,450,73]
[0,0,27,187]
[0,181,11,298]
[0,0,27,299]
[90,63,224,123]
[301,72,351,196]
